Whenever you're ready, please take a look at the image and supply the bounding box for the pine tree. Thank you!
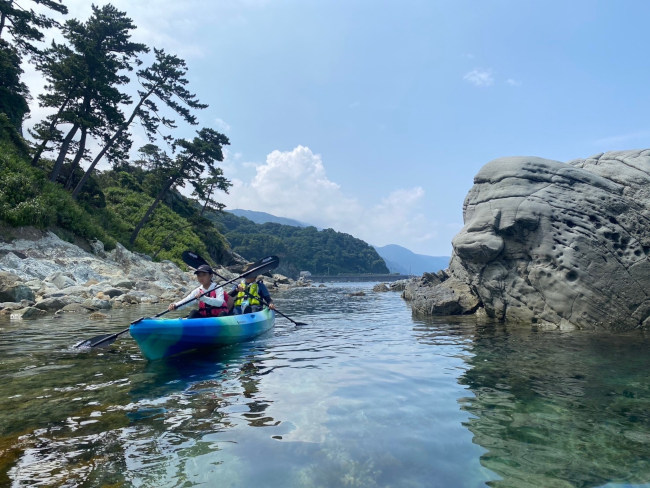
[0,0,68,56]
[0,38,29,128]
[71,48,206,198]
[0,0,67,130]
[192,166,230,216]
[129,128,231,246]
[31,4,147,182]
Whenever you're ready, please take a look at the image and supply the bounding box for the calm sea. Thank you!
[0,282,648,487]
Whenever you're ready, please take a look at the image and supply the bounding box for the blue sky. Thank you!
[26,1,650,255]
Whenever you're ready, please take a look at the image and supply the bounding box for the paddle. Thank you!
[73,255,280,349]
[182,250,307,326]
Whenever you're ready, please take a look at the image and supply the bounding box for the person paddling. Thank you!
[230,266,276,315]
[168,264,230,318]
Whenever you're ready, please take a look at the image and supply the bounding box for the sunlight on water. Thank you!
[0,283,648,487]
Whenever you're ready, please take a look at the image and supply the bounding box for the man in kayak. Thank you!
[230,266,276,315]
[168,264,230,318]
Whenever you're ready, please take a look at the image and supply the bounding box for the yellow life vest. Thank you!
[234,281,261,307]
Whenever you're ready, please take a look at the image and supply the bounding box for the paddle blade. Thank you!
[73,326,131,349]
[73,333,117,349]
[182,250,208,269]
[243,255,280,277]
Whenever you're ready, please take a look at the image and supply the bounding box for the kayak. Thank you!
[129,308,275,360]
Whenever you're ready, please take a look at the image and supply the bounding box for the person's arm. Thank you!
[257,281,275,309]
[169,287,200,311]
[198,286,226,307]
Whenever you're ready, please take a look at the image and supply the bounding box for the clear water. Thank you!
[0,282,648,487]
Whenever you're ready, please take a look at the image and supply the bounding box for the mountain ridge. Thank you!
[226,209,312,228]
[373,244,450,275]
[226,209,450,275]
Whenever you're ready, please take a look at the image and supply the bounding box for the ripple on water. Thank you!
[1,285,649,487]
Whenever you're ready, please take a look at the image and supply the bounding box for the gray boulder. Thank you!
[0,271,35,302]
[403,277,480,316]
[45,271,76,290]
[82,298,112,310]
[13,306,48,319]
[35,296,71,312]
[58,303,91,313]
[438,149,650,330]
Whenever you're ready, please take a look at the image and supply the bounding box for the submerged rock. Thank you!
[409,149,650,330]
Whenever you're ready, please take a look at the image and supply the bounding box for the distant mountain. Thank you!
[226,209,311,228]
[209,211,388,277]
[374,244,450,275]
[225,210,448,276]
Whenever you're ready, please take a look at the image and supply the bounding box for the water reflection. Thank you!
[2,338,279,486]
[417,319,650,487]
[3,285,649,487]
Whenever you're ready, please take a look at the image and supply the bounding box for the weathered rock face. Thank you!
[445,149,650,330]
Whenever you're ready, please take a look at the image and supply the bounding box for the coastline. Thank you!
[0,227,302,319]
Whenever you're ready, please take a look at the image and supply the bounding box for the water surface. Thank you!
[0,283,648,487]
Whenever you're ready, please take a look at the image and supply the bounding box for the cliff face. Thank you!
[407,149,650,330]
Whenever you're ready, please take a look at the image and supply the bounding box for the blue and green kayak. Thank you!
[129,308,275,360]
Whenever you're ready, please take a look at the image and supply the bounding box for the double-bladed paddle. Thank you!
[73,254,280,349]
[181,251,307,326]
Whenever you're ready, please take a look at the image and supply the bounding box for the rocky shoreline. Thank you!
[0,227,304,320]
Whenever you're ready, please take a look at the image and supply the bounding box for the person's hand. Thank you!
[238,283,245,291]
[269,303,276,310]
[168,303,176,311]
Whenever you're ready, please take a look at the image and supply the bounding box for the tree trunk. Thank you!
[199,183,216,216]
[31,98,71,167]
[0,11,7,39]
[49,123,79,182]
[128,176,176,246]
[72,87,154,199]
[64,127,87,190]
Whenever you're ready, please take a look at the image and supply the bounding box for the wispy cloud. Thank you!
[214,118,231,132]
[592,129,650,147]
[506,78,522,87]
[463,69,494,87]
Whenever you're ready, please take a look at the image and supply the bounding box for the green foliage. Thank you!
[209,212,389,276]
[102,186,219,267]
[0,0,68,56]
[0,113,29,156]
[0,40,29,129]
[0,142,116,248]
[35,4,148,181]
[128,128,230,245]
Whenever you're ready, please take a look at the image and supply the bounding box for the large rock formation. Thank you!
[406,149,650,330]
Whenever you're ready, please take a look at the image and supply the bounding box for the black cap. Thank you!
[194,264,214,274]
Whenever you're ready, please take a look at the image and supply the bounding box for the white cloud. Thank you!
[219,145,446,253]
[463,69,494,87]
[214,118,231,132]
[506,78,522,87]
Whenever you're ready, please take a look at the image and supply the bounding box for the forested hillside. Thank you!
[209,212,389,277]
[0,1,389,278]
